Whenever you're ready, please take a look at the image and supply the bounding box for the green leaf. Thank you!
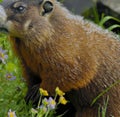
[99,16,120,27]
[108,24,120,31]
[91,80,120,106]
[5,62,17,72]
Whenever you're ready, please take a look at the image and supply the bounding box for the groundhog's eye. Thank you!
[12,2,27,13]
[15,6,26,13]
[42,1,53,15]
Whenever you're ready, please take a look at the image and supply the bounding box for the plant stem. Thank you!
[37,95,42,108]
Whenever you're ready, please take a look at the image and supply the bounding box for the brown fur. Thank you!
[0,0,120,116]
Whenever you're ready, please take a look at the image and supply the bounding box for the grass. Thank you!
[99,15,120,31]
[0,1,120,117]
[0,33,29,117]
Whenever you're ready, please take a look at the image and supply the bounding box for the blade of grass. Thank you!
[99,16,120,27]
[91,80,120,106]
[101,96,109,117]
[108,24,120,31]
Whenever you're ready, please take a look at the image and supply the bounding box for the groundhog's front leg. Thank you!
[25,84,40,105]
[22,64,41,105]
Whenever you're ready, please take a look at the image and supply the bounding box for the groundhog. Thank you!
[0,0,120,117]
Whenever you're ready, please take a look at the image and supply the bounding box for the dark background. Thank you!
[58,0,120,15]
[62,0,93,14]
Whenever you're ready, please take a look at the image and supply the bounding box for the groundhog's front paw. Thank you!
[25,84,40,106]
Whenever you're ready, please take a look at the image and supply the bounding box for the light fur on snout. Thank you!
[0,5,7,25]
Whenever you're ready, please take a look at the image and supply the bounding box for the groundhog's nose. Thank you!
[0,5,8,32]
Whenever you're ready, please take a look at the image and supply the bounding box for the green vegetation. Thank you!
[83,3,120,35]
[99,15,120,31]
[0,33,28,117]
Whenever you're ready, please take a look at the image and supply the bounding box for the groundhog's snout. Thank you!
[0,5,7,25]
[0,5,8,32]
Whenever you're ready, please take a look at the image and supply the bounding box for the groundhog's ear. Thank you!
[42,1,53,16]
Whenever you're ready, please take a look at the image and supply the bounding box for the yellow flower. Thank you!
[59,96,67,105]
[55,87,65,96]
[8,109,17,117]
[9,113,14,117]
[39,88,49,96]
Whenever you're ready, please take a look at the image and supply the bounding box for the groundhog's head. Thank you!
[0,0,56,41]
